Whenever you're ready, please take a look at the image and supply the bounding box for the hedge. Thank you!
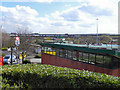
[34,53,41,58]
[1,64,120,89]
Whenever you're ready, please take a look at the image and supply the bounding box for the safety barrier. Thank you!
[0,57,3,66]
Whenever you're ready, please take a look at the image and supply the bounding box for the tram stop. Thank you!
[38,43,120,77]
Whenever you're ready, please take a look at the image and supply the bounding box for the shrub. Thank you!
[23,59,31,64]
[34,53,41,58]
[1,64,120,89]
[1,48,7,51]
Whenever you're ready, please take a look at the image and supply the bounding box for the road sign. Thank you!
[15,37,20,41]
[15,37,20,46]
[15,41,20,46]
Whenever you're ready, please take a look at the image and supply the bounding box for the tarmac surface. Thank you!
[2,50,41,65]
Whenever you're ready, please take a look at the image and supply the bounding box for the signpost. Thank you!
[15,37,20,46]
[15,37,20,64]
[11,46,13,65]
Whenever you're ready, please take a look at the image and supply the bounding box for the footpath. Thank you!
[30,58,41,64]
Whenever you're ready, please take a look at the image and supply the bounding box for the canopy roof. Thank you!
[38,43,120,58]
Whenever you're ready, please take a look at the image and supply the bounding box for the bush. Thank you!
[34,53,41,58]
[23,59,31,64]
[0,53,5,57]
[1,64,120,89]
[1,47,7,51]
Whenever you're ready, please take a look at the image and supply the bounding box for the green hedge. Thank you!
[23,59,31,64]
[1,47,7,51]
[1,64,120,89]
[34,53,41,58]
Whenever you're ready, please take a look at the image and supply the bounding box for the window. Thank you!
[56,48,60,56]
[104,56,112,68]
[68,50,72,59]
[79,52,83,61]
[83,53,89,63]
[96,54,104,66]
[89,54,95,64]
[59,49,63,57]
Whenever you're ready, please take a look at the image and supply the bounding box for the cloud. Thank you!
[0,5,45,32]
[0,0,80,2]
[60,10,80,21]
[0,0,118,34]
[0,5,38,17]
[49,1,118,34]
[79,5,112,16]
[0,0,53,2]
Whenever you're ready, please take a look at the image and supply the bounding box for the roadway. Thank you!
[2,50,41,65]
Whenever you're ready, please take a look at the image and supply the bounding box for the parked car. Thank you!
[3,55,16,64]
[7,47,16,51]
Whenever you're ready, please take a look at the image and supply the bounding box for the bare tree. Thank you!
[0,26,11,48]
[15,26,34,56]
[2,31,11,48]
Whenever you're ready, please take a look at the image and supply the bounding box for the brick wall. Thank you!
[42,53,120,77]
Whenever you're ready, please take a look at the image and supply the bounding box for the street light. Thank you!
[96,18,99,45]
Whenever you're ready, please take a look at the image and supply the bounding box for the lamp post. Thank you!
[96,18,99,45]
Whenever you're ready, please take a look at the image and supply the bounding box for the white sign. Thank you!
[15,37,20,46]
[15,37,20,41]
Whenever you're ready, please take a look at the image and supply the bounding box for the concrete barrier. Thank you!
[30,58,41,64]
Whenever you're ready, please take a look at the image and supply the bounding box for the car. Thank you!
[7,47,16,51]
[7,48,11,51]
[3,55,16,64]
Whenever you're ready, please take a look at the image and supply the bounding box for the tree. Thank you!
[2,31,11,48]
[99,35,112,44]
[0,26,11,48]
[15,26,34,56]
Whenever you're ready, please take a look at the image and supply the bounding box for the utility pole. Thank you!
[96,18,99,45]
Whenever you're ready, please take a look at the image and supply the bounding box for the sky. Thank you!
[0,0,119,34]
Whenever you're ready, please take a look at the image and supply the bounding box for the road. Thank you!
[2,50,42,65]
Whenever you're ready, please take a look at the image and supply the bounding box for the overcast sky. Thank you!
[0,0,119,34]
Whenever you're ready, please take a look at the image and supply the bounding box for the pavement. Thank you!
[2,50,42,65]
[3,57,41,65]
[30,58,41,64]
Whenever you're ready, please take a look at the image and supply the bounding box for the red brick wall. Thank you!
[42,53,120,77]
